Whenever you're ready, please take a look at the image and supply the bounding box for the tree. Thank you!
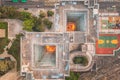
[19,11,32,21]
[39,11,46,18]
[8,34,23,71]
[47,10,54,17]
[73,56,88,66]
[32,17,43,32]
[38,24,45,32]
[35,17,42,25]
[7,6,18,18]
[0,6,18,18]
[66,72,80,80]
[23,19,34,31]
[43,18,53,29]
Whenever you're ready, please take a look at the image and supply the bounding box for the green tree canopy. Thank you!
[43,18,53,29]
[39,11,46,18]
[23,19,34,31]
[73,56,88,66]
[0,6,18,18]
[8,34,23,71]
[47,10,54,17]
[19,11,32,21]
[66,72,80,80]
[38,24,45,32]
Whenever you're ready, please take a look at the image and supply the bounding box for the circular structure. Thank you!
[98,40,104,44]
[70,51,93,72]
[106,40,109,43]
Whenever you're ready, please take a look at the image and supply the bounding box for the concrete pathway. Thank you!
[0,71,20,80]
[0,39,17,71]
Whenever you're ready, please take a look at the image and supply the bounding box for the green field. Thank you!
[0,22,8,37]
[99,36,117,48]
[8,34,23,71]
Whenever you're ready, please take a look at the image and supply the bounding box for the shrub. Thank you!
[73,56,88,66]
[47,10,54,17]
[8,34,23,71]
[39,11,46,18]
[19,11,32,21]
[66,72,80,80]
[23,19,34,31]
[43,18,53,29]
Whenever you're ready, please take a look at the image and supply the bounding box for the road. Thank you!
[79,55,120,80]
[99,2,120,9]
[1,0,54,8]
[2,1,44,8]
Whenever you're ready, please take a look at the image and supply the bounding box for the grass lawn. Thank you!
[66,71,80,80]
[0,22,8,37]
[98,36,117,48]
[8,34,23,71]
[0,22,10,54]
[73,56,88,66]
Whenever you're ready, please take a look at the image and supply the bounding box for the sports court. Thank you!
[96,34,120,55]
[100,16,120,30]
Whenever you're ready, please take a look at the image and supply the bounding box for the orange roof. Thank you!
[67,22,76,31]
[45,45,56,53]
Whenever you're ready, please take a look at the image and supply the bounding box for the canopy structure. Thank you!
[12,0,27,2]
[12,0,18,2]
[21,0,27,2]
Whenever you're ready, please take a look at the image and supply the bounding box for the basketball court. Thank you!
[96,34,120,55]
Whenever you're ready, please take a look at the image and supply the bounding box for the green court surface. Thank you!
[98,36,117,48]
[101,20,115,29]
[101,20,108,29]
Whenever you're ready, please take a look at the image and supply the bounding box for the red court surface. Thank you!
[96,34,120,55]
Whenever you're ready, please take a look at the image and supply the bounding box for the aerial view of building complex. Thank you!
[0,0,120,80]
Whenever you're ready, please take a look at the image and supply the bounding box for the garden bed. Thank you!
[0,22,10,54]
[73,56,88,66]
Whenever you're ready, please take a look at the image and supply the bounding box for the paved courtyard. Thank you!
[3,19,23,39]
